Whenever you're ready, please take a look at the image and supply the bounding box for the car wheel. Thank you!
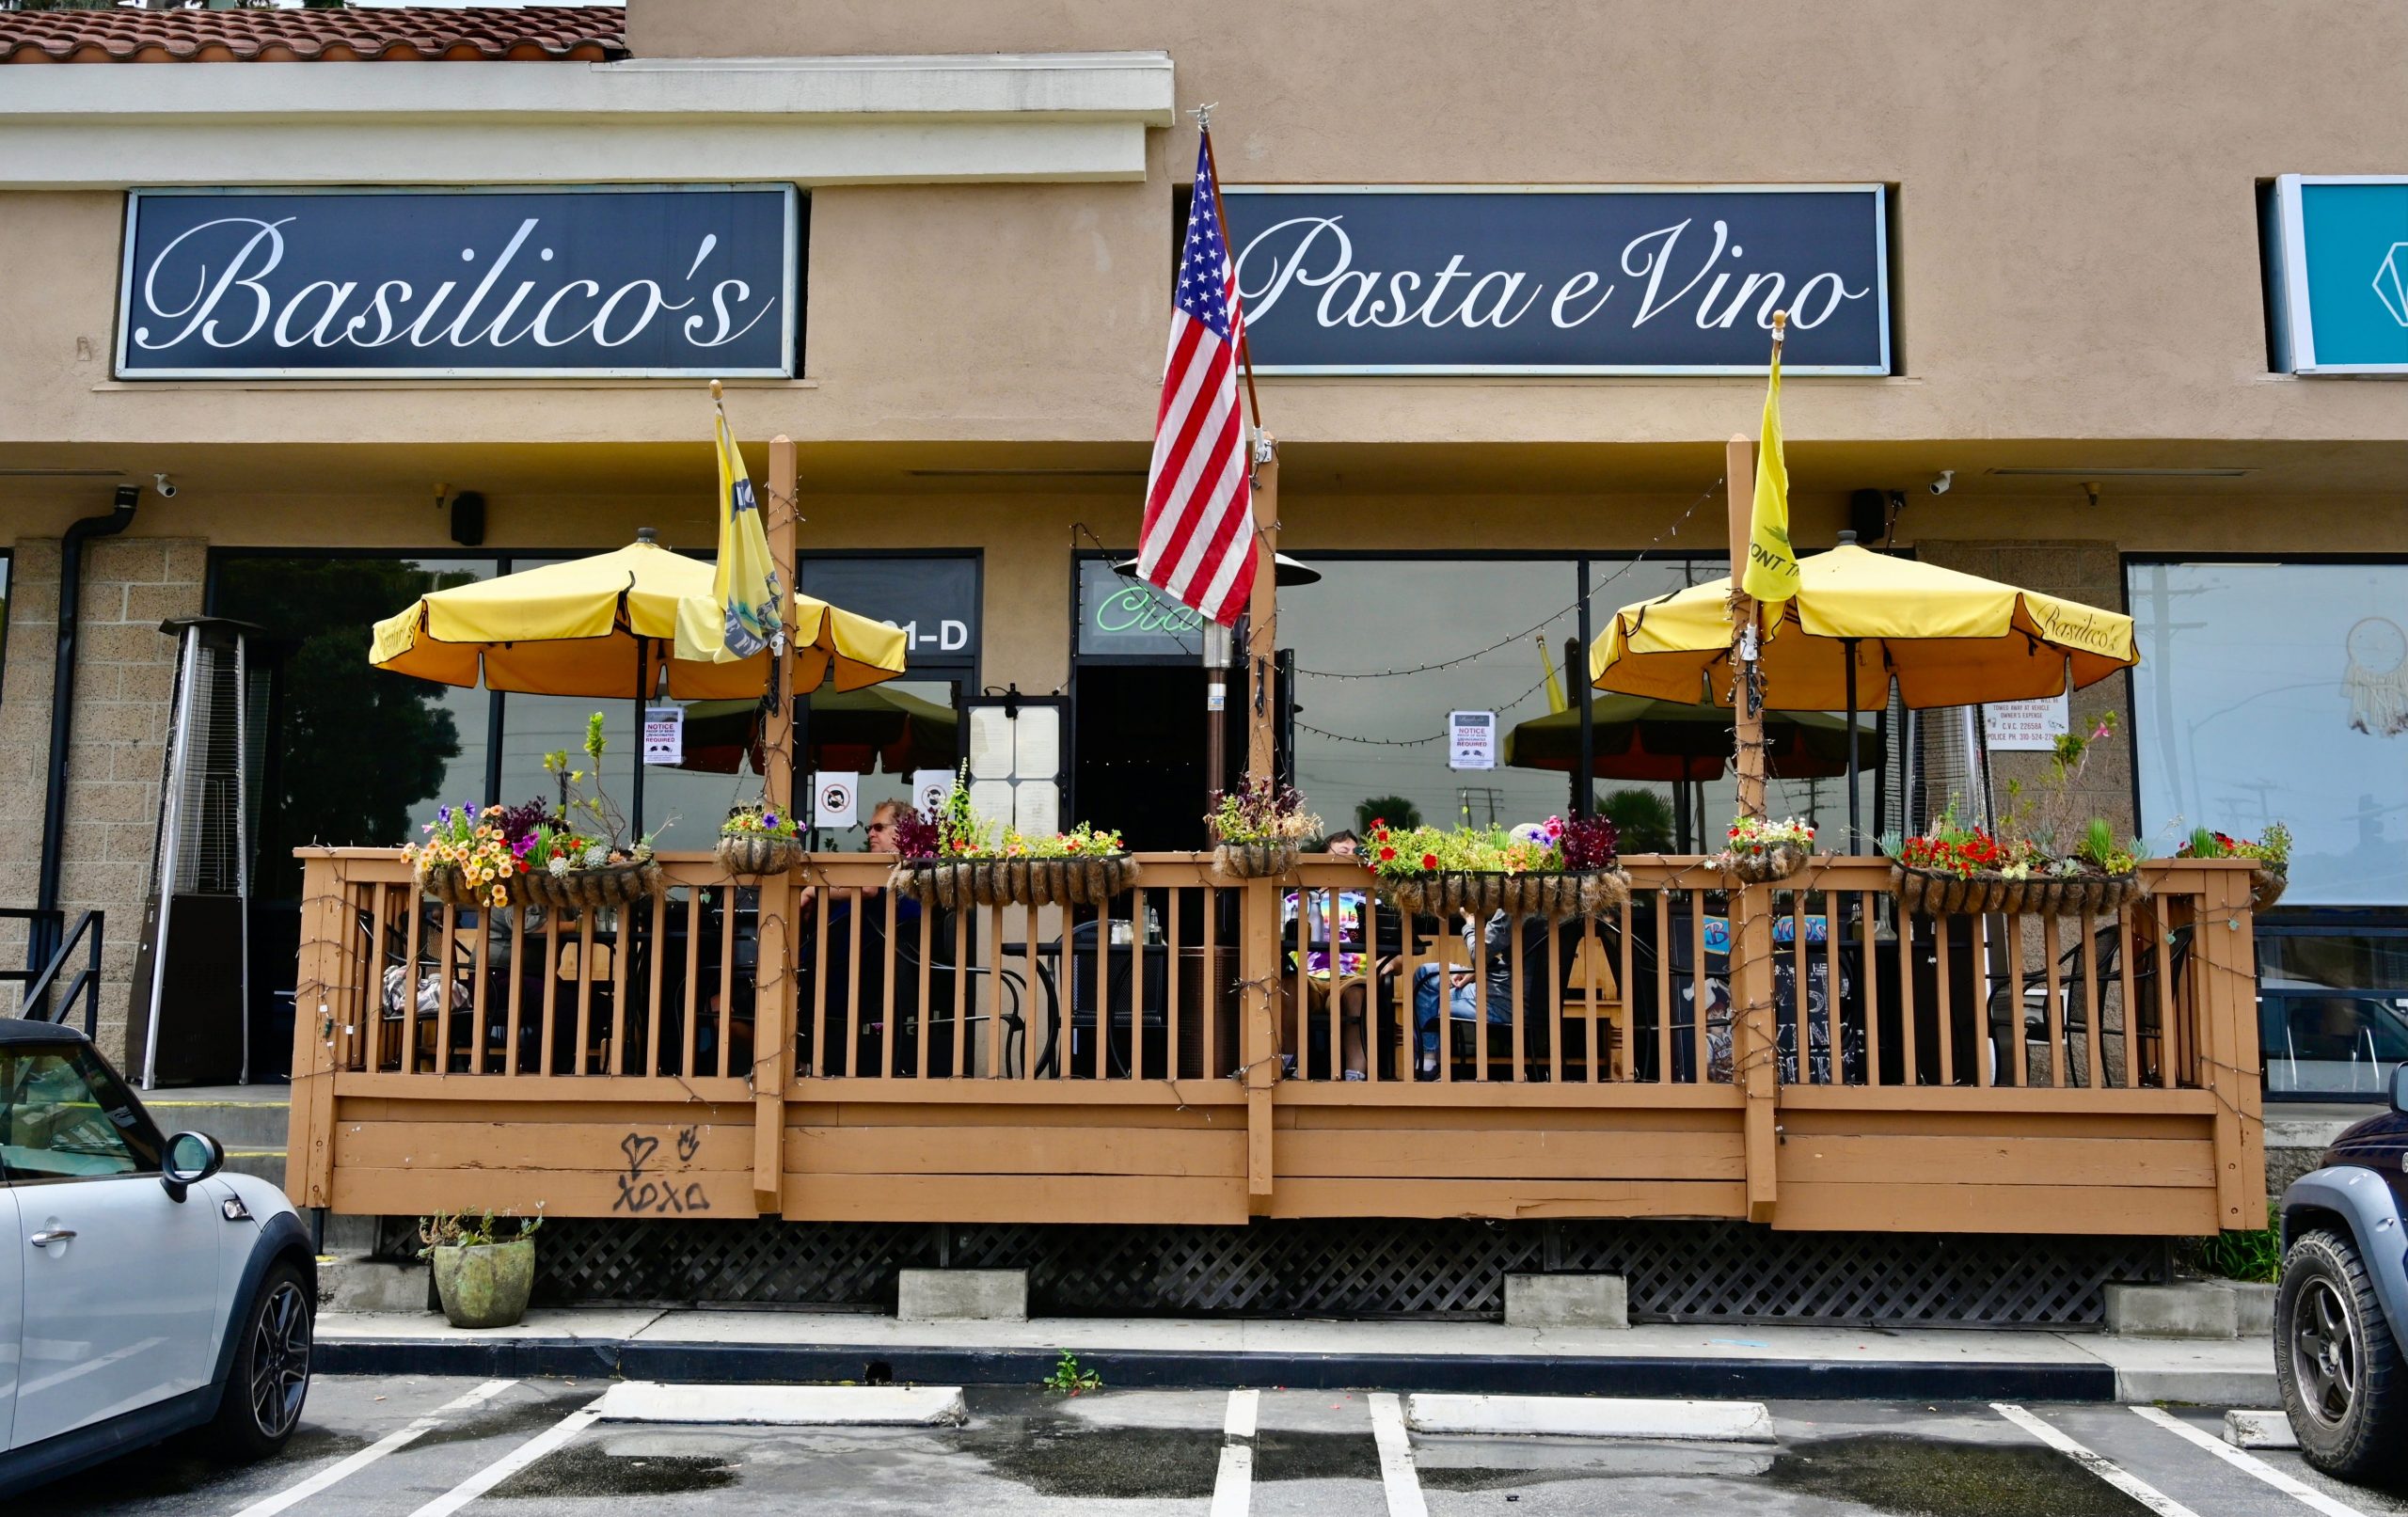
[2276,1228,2406,1481]
[208,1260,314,1462]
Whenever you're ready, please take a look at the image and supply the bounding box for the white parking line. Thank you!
[1211,1389,1259,1517]
[1991,1403,2205,1517]
[2131,1406,2374,1517]
[230,1380,515,1517]
[404,1399,605,1517]
[1224,1386,1259,1440]
[1368,1393,1429,1517]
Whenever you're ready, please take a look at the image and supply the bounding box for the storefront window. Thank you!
[2131,560,2408,1098]
[214,555,493,902]
[2129,561,2408,904]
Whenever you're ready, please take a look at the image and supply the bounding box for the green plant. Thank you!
[1042,1350,1101,1395]
[1725,814,1815,854]
[1598,788,1674,854]
[2180,822,2292,870]
[1209,777,1320,845]
[922,766,1121,859]
[2194,1203,2281,1284]
[721,805,799,840]
[2074,817,2139,876]
[416,1209,543,1256]
[528,720,663,874]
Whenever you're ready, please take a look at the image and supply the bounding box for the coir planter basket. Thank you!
[2251,865,2288,911]
[1212,841,1301,880]
[1891,864,2148,916]
[414,861,509,909]
[891,853,1141,909]
[1719,844,1810,886]
[716,832,806,878]
[518,860,664,911]
[1372,868,1632,921]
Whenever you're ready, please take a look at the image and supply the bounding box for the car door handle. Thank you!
[29,1228,76,1248]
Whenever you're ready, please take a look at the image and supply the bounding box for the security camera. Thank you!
[1926,470,1955,497]
[152,472,178,499]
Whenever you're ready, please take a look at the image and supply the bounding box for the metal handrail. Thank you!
[3,907,104,1035]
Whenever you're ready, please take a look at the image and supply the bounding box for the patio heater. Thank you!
[128,617,262,1088]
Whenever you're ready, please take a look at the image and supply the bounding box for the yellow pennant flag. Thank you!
[1741,334,1799,611]
[707,393,783,662]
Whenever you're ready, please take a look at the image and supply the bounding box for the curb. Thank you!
[317,1338,2119,1402]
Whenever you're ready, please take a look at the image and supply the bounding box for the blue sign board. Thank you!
[1221,185,1890,375]
[116,184,797,379]
[2267,175,2408,374]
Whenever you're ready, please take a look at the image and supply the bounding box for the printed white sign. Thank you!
[1450,710,1497,770]
[812,771,860,830]
[911,769,954,818]
[642,705,683,766]
[1983,693,2070,752]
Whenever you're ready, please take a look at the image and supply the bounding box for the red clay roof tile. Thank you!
[0,5,626,66]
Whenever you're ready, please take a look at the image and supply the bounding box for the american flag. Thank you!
[1138,133,1257,627]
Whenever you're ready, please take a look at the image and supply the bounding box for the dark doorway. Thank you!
[1072,666,1245,851]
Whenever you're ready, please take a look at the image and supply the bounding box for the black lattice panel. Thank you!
[505,1218,2168,1326]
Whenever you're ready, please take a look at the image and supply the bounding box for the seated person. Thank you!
[1278,830,1394,1080]
[795,799,925,1074]
[1410,909,1551,1081]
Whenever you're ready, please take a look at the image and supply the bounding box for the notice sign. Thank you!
[642,705,683,766]
[1983,692,2070,752]
[812,772,860,830]
[1450,710,1497,770]
[911,769,953,818]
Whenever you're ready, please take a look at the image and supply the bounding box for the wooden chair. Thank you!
[1557,925,1626,1079]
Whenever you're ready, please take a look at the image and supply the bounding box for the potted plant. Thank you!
[1893,805,2039,913]
[517,715,664,909]
[1894,713,2144,915]
[1207,778,1320,879]
[403,799,538,909]
[419,1209,542,1330]
[1362,814,1626,919]
[717,804,804,878]
[2178,822,2291,909]
[890,769,1138,908]
[1719,814,1814,883]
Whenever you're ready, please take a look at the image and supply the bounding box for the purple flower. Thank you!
[436,805,452,828]
[762,813,778,829]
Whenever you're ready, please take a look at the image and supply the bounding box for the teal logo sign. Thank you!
[2267,175,2408,373]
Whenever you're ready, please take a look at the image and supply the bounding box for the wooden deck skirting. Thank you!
[285,848,2266,1236]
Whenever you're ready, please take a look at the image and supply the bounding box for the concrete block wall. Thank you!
[0,533,205,1062]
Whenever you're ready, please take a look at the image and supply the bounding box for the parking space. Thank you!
[41,1375,2408,1517]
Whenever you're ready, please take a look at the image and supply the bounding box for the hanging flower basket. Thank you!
[1212,840,1300,880]
[1371,868,1631,921]
[1891,865,2147,916]
[2251,865,2287,911]
[414,861,519,909]
[716,832,807,879]
[891,853,1142,909]
[518,860,664,911]
[1719,843,1810,885]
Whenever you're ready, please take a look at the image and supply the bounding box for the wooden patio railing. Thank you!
[284,849,2265,1236]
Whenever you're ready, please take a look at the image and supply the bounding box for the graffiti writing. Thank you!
[610,1127,711,1214]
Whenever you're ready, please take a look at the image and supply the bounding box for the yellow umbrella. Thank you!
[1590,540,2136,712]
[370,533,907,699]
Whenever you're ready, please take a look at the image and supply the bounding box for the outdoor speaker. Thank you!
[1849,488,1886,545]
[450,490,486,546]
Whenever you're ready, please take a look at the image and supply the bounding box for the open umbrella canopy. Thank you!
[1589,542,2137,711]
[675,687,960,776]
[369,537,908,698]
[1505,695,1879,782]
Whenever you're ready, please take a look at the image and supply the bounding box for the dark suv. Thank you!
[2278,1064,2408,1480]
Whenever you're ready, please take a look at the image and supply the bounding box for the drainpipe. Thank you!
[31,484,137,975]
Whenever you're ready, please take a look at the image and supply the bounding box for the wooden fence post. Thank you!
[1243,447,1280,1213]
[287,853,345,1211]
[754,434,800,1215]
[1733,882,1781,1223]
[2194,861,2267,1229]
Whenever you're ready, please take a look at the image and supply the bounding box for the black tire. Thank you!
[207,1259,314,1462]
[2276,1228,2408,1482]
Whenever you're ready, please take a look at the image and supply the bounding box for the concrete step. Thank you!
[142,1091,292,1149]
[222,1148,288,1187]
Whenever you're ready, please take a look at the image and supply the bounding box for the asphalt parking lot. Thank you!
[39,1374,2408,1517]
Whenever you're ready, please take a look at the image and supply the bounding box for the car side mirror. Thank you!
[2393,1063,2408,1116]
[161,1130,224,1202]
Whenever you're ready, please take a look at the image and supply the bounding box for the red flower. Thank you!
[1421,852,1438,870]
[1377,845,1397,862]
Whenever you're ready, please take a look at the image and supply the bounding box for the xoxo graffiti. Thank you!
[612,1128,712,1215]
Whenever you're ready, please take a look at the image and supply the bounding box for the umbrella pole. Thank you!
[632,640,647,839]
[1844,637,1860,852]
[1574,585,1595,821]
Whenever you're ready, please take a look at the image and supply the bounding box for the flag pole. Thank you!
[1198,116,1275,787]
